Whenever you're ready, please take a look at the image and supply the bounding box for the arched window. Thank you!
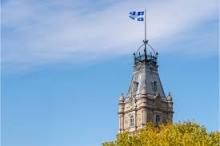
[130,115,134,127]
[156,115,160,124]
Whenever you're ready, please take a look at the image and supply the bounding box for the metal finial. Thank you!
[168,92,171,96]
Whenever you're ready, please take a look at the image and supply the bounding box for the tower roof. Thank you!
[127,41,166,98]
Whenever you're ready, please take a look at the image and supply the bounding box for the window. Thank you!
[156,115,160,124]
[130,115,134,127]
[151,81,157,92]
[132,81,139,94]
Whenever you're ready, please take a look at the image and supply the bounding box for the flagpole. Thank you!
[144,8,147,43]
[144,8,147,58]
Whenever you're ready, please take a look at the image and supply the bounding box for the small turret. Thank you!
[166,92,173,101]
[166,92,173,123]
[118,93,125,113]
[119,93,125,102]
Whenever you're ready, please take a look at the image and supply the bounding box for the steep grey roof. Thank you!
[127,50,165,98]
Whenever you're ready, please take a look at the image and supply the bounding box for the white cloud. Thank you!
[2,0,218,70]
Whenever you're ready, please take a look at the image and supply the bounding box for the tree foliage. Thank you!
[103,122,220,146]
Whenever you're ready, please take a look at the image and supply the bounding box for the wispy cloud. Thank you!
[2,0,218,71]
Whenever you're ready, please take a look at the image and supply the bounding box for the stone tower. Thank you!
[118,41,173,133]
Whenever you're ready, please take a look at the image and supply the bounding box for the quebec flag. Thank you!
[129,11,144,21]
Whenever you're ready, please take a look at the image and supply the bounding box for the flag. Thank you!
[129,11,144,21]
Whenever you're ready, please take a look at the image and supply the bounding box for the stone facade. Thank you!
[118,45,174,133]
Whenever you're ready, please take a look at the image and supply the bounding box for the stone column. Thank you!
[118,95,125,132]
[142,108,147,126]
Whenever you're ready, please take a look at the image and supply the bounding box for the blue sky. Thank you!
[1,0,219,146]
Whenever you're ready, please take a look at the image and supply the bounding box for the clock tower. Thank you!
[118,40,173,133]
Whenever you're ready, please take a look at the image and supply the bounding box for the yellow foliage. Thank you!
[102,122,220,146]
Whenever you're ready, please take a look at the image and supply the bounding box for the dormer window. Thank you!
[151,81,157,92]
[132,81,139,94]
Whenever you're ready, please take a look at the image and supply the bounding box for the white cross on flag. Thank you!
[129,11,144,21]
